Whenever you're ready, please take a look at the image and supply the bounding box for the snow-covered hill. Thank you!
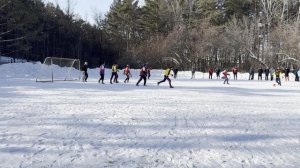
[0,62,299,167]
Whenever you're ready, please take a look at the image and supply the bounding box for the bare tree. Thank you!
[93,9,103,28]
[226,16,269,68]
[65,0,76,18]
[297,0,300,22]
[0,0,27,58]
[270,22,300,68]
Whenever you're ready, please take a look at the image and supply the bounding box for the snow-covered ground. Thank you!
[0,62,300,168]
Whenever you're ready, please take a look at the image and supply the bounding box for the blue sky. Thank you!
[44,0,144,24]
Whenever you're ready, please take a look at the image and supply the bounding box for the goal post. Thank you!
[36,57,81,82]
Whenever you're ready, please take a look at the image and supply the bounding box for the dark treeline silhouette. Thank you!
[0,0,116,67]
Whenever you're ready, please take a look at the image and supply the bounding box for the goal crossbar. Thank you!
[36,57,81,82]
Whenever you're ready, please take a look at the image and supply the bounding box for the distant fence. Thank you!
[0,56,25,65]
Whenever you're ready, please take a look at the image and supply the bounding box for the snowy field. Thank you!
[0,62,300,168]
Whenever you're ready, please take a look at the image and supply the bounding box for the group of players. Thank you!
[81,62,300,87]
[82,62,174,88]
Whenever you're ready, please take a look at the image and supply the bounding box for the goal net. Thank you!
[36,57,81,82]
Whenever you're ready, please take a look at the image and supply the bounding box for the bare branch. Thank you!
[0,36,27,43]
[276,53,300,64]
[0,0,11,10]
[246,48,269,68]
[0,28,15,36]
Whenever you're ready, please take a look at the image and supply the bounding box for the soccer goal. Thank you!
[36,57,81,82]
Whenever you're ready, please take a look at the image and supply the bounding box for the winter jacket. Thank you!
[275,70,281,78]
[99,65,105,75]
[285,68,290,76]
[164,68,172,76]
[82,65,88,72]
[124,67,130,75]
[112,65,118,72]
[223,71,229,78]
[265,68,270,75]
[232,68,238,74]
[258,68,263,75]
[140,67,146,76]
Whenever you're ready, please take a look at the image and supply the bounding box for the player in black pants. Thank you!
[157,66,174,88]
[136,65,147,86]
[82,62,88,82]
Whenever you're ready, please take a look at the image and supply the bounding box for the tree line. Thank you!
[0,0,115,67]
[1,0,300,71]
[104,0,300,71]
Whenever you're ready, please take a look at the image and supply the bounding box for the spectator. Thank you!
[285,67,290,81]
[269,67,275,81]
[208,67,213,79]
[258,67,263,80]
[191,68,196,79]
[173,68,179,78]
[232,67,238,80]
[216,67,221,79]
[249,67,255,80]
[265,68,270,80]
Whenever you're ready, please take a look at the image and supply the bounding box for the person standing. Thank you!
[232,67,238,80]
[216,67,221,79]
[248,67,255,80]
[285,67,290,81]
[82,62,88,82]
[222,69,230,85]
[258,67,263,80]
[157,66,174,88]
[136,64,147,86]
[173,68,179,78]
[208,67,213,79]
[110,64,119,84]
[269,67,275,81]
[98,64,105,84]
[123,64,132,83]
[265,68,270,80]
[275,68,282,86]
[147,66,152,79]
[294,69,299,82]
[191,68,196,79]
